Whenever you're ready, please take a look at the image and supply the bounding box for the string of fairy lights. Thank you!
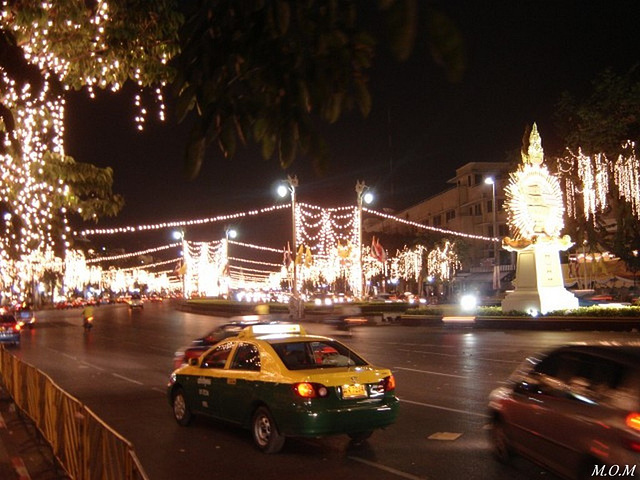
[1,0,175,299]
[85,204,470,298]
[557,141,640,224]
[1,2,639,300]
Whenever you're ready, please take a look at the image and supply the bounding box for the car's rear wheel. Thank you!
[348,431,373,444]
[252,406,285,454]
[172,388,192,426]
[491,418,513,463]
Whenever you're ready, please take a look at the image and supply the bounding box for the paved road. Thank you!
[11,303,640,479]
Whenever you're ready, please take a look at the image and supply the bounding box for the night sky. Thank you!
[62,0,640,259]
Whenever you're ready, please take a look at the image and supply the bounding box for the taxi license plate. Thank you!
[342,384,367,399]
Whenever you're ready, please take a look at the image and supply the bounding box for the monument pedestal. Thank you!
[501,241,578,314]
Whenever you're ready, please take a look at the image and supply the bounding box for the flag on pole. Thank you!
[371,236,387,263]
[284,242,292,268]
[304,246,313,267]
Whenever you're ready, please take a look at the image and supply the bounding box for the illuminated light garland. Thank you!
[229,265,278,276]
[228,257,282,268]
[85,242,180,263]
[80,203,289,236]
[363,207,496,242]
[228,240,284,254]
[113,257,181,273]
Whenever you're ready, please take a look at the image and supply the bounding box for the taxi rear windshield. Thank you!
[271,340,367,370]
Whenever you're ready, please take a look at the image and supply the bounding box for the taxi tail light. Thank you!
[626,412,640,432]
[293,382,328,399]
[381,375,396,392]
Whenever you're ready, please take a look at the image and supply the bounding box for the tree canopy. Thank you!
[173,0,465,179]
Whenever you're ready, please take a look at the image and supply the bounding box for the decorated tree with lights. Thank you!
[0,0,180,298]
[553,67,640,274]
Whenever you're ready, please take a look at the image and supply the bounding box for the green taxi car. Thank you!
[167,324,399,453]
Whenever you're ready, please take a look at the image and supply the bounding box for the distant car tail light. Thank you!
[626,412,640,432]
[293,382,328,398]
[382,375,396,392]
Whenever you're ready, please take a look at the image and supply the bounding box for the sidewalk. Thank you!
[0,385,69,480]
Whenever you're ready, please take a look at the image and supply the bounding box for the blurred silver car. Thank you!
[488,344,640,479]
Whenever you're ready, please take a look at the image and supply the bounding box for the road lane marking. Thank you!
[348,456,427,480]
[56,352,106,371]
[400,399,489,418]
[111,373,144,385]
[397,348,521,364]
[393,366,468,379]
[375,342,457,348]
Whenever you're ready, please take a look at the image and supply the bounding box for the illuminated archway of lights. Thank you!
[557,141,640,223]
[2,196,480,299]
[175,207,464,298]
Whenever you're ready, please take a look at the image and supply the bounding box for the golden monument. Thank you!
[501,124,579,314]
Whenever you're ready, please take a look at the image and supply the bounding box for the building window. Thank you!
[433,215,442,226]
[474,174,483,185]
[474,204,482,216]
[486,200,493,213]
[445,210,456,222]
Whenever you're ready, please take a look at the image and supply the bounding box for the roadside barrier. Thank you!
[0,346,149,480]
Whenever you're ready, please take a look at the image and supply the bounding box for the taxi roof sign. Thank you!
[239,323,306,338]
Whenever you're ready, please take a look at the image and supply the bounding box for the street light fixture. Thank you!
[224,227,237,296]
[172,228,187,295]
[356,180,374,299]
[278,175,299,302]
[484,176,500,291]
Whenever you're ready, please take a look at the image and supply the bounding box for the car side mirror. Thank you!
[189,357,199,367]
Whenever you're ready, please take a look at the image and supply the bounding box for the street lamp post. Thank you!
[278,175,299,315]
[484,177,500,291]
[224,227,237,296]
[355,181,373,299]
[172,228,186,296]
